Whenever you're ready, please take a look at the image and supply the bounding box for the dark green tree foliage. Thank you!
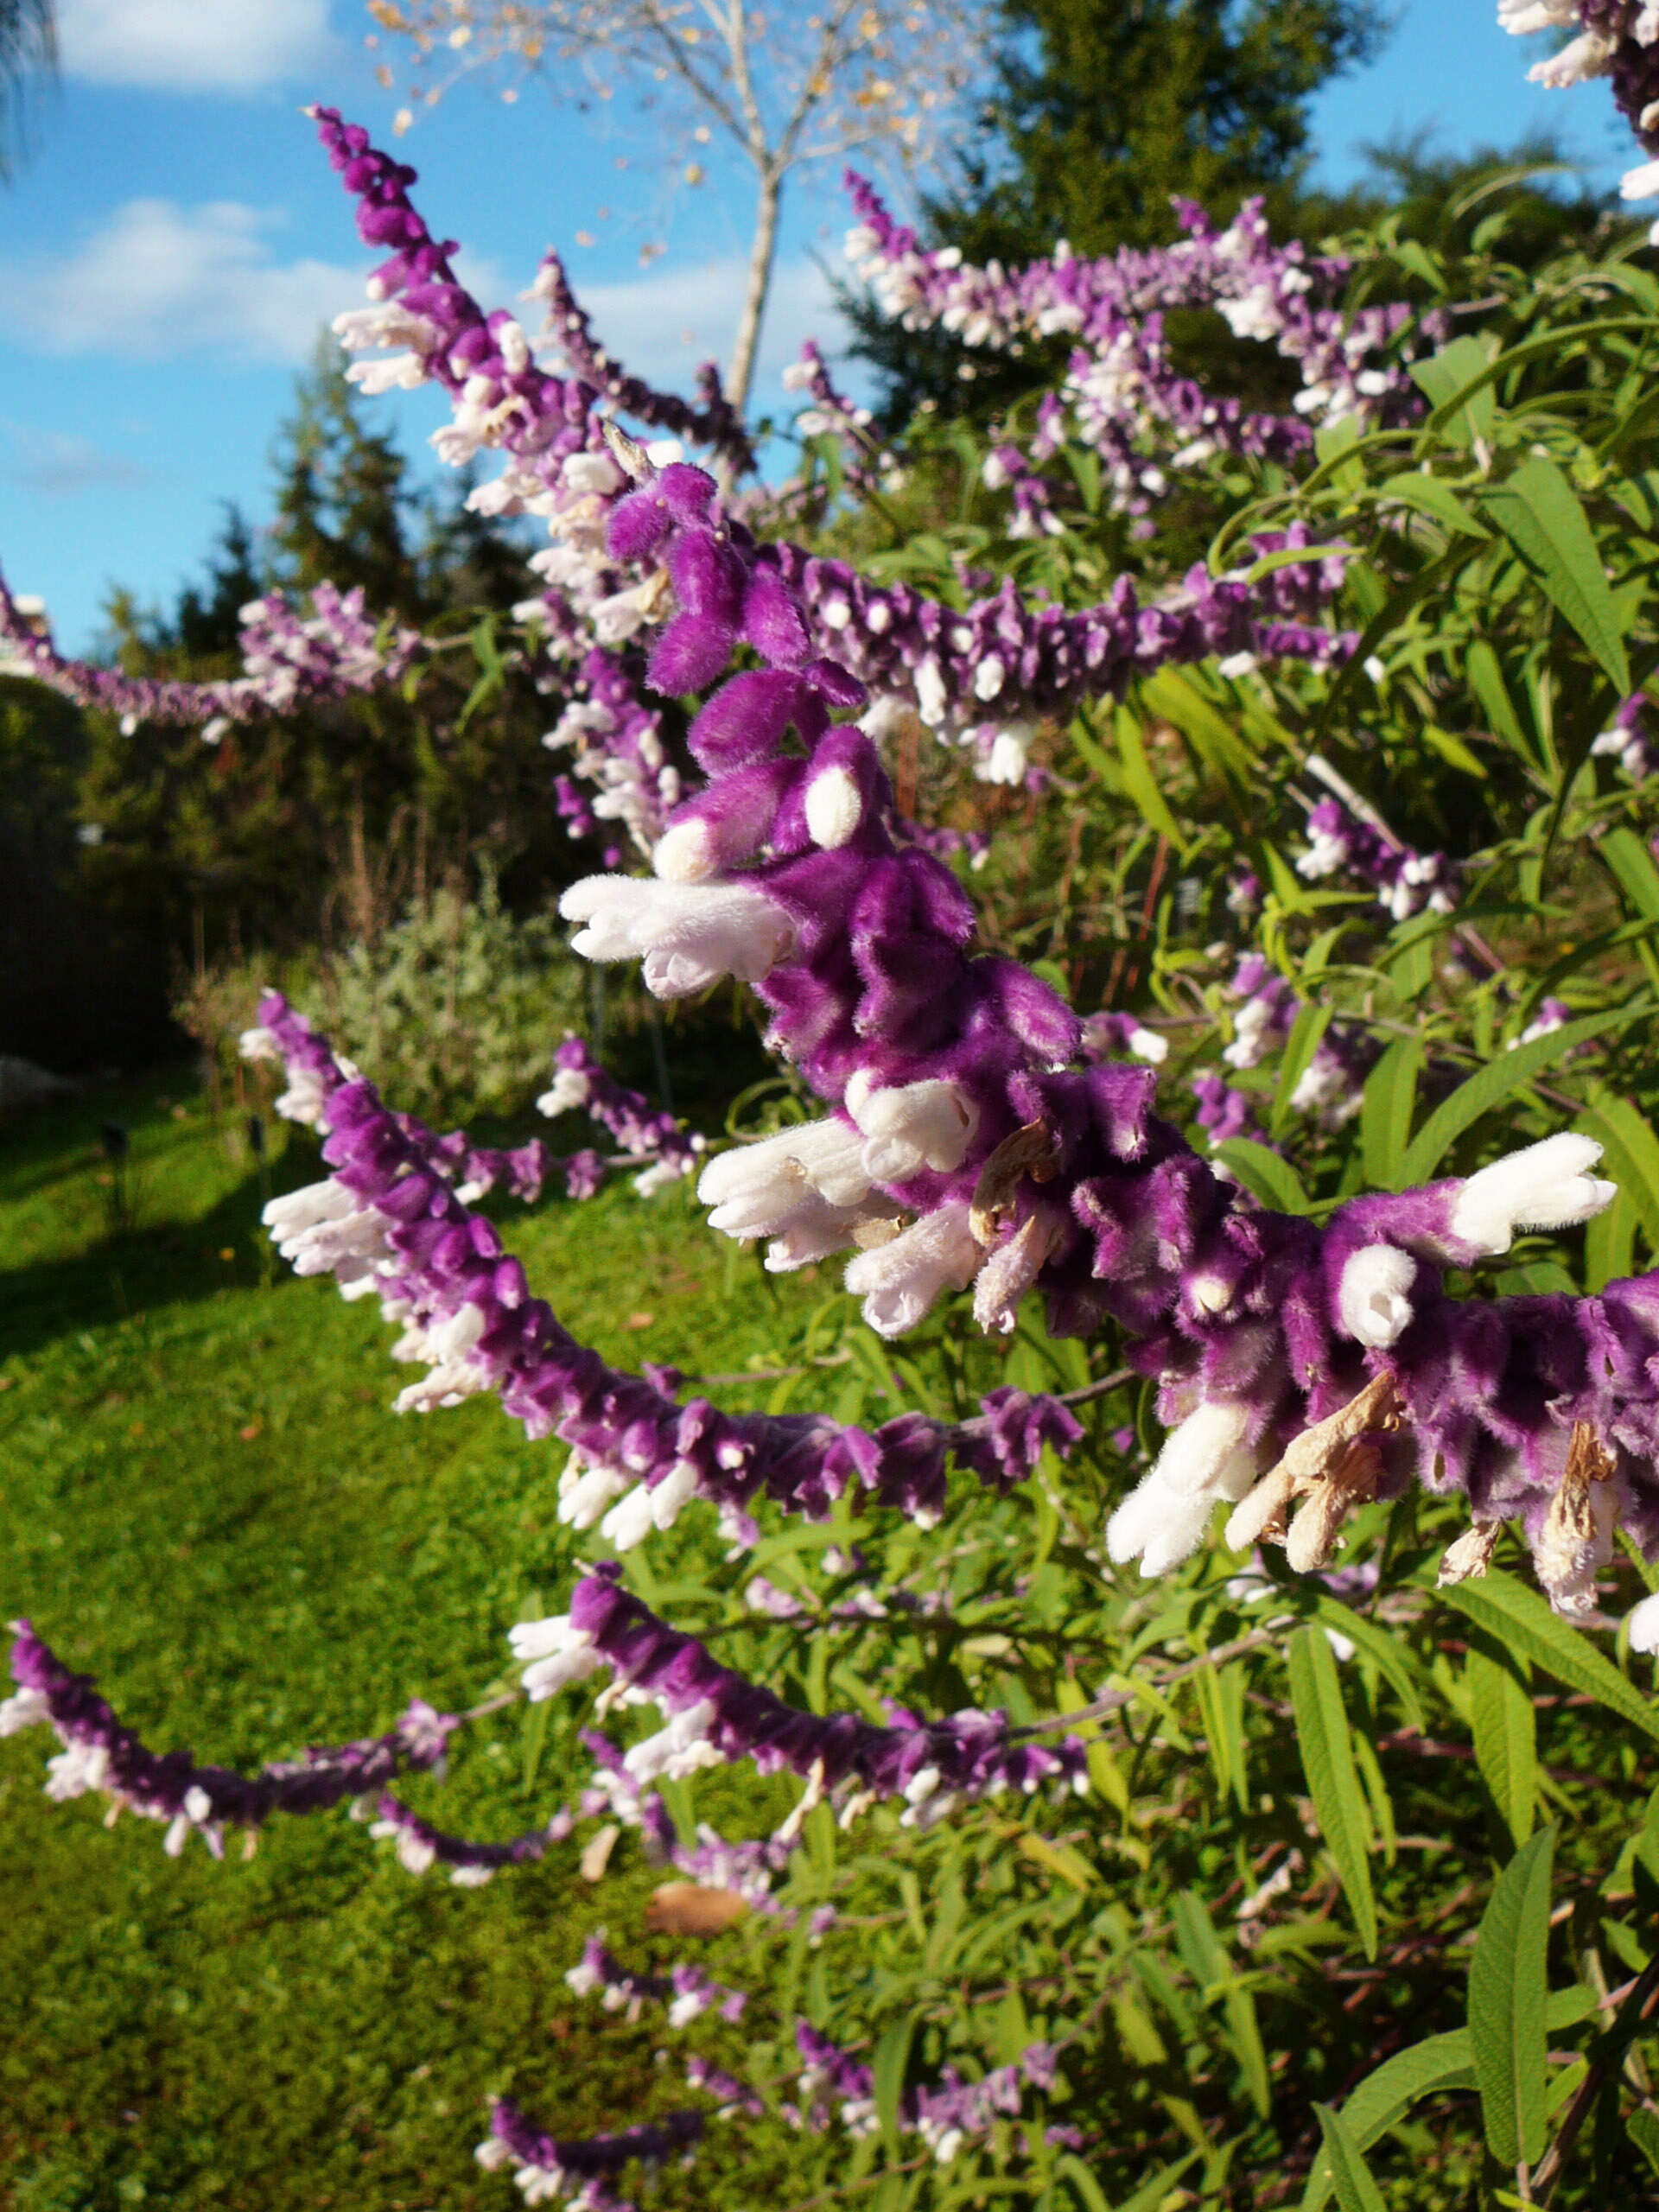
[948,0,1385,264]
[75,342,571,1002]
[0,679,169,1071]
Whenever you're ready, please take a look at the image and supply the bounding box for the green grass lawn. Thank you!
[0,1074,826,2210]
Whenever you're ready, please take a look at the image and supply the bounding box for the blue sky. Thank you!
[0,0,1637,650]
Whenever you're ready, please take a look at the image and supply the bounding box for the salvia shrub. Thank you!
[16,9,1659,2204]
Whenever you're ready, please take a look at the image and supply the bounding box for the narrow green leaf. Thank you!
[1483,457,1630,695]
[1467,1826,1555,2167]
[1577,1093,1659,1255]
[1114,705,1187,852]
[1313,1596,1427,1733]
[1395,1007,1633,1185]
[1467,1637,1536,1850]
[1212,1137,1311,1215]
[1141,667,1255,788]
[1378,472,1491,538]
[1419,316,1648,440]
[1052,2155,1112,2212]
[1302,1992,1596,2210]
[1467,638,1531,760]
[1288,1625,1378,1959]
[1300,2033,1476,2209]
[1313,2104,1388,2212]
[872,2016,915,2155]
[1440,1572,1659,1742]
[1599,824,1659,925]
[1104,2151,1202,2212]
[521,1694,552,1795]
[1629,2107,1659,2176]
[1361,1035,1422,1192]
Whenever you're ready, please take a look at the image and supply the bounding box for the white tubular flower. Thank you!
[844,1071,978,1180]
[44,1739,110,1801]
[557,1454,632,1530]
[1106,1400,1257,1574]
[0,1687,49,1735]
[697,1119,872,1237]
[623,1700,722,1783]
[652,818,716,882]
[511,1617,602,1700]
[536,1068,592,1120]
[979,728,1031,786]
[1126,1026,1168,1065]
[1449,1134,1616,1256]
[600,1483,658,1551]
[914,656,948,727]
[1626,1592,1659,1654]
[346,352,428,396]
[560,875,796,997]
[763,1197,887,1273]
[393,1357,488,1414]
[1529,29,1614,85]
[842,1201,980,1337]
[1623,159,1659,201]
[263,1180,393,1281]
[1338,1244,1416,1349]
[1497,0,1577,28]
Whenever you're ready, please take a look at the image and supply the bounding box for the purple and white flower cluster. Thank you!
[1593,690,1657,781]
[793,2022,1067,2164]
[543,645,680,865]
[842,171,1421,519]
[2,1619,457,1859]
[241,1000,689,1209]
[0,570,420,741]
[524,245,753,476]
[537,1033,699,1198]
[1296,792,1459,920]
[510,1565,1086,1826]
[477,2100,703,2211]
[250,992,1084,1534]
[1500,0,1659,237]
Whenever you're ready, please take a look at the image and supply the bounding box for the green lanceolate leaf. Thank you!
[1467,1636,1535,1850]
[1599,823,1659,926]
[1440,1573,1659,1742]
[1467,1825,1556,2167]
[1300,2034,1477,2211]
[1576,1092,1659,1254]
[1312,2104,1388,2212]
[1361,1034,1422,1192]
[1395,1006,1634,1186]
[872,2014,916,2155]
[1114,704,1187,851]
[1288,1626,1377,1960]
[1212,1137,1311,1215]
[1482,457,1630,696]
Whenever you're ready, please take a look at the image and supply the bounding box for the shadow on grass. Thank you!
[0,1166,302,1361]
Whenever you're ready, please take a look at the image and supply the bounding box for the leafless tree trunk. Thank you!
[725,162,782,421]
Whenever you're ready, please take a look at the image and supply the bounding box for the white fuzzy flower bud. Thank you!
[1449,1134,1616,1256]
[1338,1244,1415,1348]
[804,764,864,849]
[843,1072,978,1179]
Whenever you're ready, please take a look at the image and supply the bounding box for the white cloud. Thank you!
[561,254,860,410]
[1,200,367,363]
[3,421,154,497]
[56,0,336,92]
